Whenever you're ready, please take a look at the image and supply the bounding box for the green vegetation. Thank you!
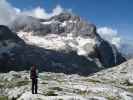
[126,87,133,93]
[0,80,29,88]
[122,79,133,86]
[11,80,29,88]
[77,90,88,96]
[87,78,102,83]
[41,81,48,84]
[15,80,29,87]
[106,96,120,100]
[0,84,4,88]
[39,75,48,80]
[73,89,89,96]
[50,87,63,91]
[0,81,13,88]
[45,91,58,96]
[0,96,8,100]
[58,98,63,100]
[56,79,65,83]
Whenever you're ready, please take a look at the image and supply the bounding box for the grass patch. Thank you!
[15,80,29,87]
[87,79,102,83]
[73,89,90,96]
[56,80,65,83]
[0,81,13,88]
[1,80,29,88]
[0,80,11,88]
[58,99,63,100]
[106,96,120,100]
[41,82,48,84]
[77,90,88,96]
[39,76,49,80]
[122,79,133,86]
[0,84,4,88]
[0,96,8,100]
[45,91,58,96]
[126,87,133,93]
[50,87,63,91]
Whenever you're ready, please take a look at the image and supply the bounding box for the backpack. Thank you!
[30,69,38,79]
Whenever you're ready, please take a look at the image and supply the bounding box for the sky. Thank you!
[0,0,133,55]
[7,0,133,40]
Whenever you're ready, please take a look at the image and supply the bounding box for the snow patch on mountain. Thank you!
[60,21,67,27]
[17,31,96,56]
[42,20,55,25]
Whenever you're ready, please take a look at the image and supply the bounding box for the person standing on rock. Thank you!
[30,65,38,94]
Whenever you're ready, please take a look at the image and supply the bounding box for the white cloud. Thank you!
[0,0,18,25]
[0,0,133,58]
[97,27,121,48]
[97,27,133,58]
[14,8,21,13]
[0,0,64,25]
[52,5,63,16]
[22,5,64,19]
[32,7,49,19]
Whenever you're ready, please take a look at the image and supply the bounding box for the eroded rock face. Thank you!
[0,12,126,73]
[94,35,126,67]
[0,25,23,42]
[9,12,97,38]
[0,25,99,75]
[9,15,52,35]
[0,25,25,72]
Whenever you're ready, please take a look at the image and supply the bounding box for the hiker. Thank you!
[30,65,38,94]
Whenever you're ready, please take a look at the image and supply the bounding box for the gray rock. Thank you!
[94,38,126,67]
[0,12,126,73]
[1,59,133,100]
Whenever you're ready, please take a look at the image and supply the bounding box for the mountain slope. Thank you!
[0,25,99,75]
[9,12,126,67]
[0,12,126,73]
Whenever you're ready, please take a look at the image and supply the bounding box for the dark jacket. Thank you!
[30,68,38,79]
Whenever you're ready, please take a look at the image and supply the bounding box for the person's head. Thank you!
[31,64,36,70]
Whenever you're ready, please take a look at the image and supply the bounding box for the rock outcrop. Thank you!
[94,35,126,67]
[0,25,99,75]
[0,25,25,72]
[0,59,133,100]
[0,12,126,73]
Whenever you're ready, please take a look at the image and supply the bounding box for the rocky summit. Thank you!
[0,59,133,100]
[0,0,132,100]
[0,12,126,74]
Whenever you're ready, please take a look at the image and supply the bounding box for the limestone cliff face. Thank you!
[0,12,126,73]
[0,59,133,100]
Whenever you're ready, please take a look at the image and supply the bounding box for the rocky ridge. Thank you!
[0,59,133,100]
[0,12,126,74]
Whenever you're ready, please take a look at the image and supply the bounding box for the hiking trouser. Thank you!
[32,79,38,94]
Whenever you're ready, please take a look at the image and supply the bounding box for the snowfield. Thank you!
[18,31,96,56]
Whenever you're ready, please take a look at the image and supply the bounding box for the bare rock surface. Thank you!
[0,59,133,100]
[0,12,126,73]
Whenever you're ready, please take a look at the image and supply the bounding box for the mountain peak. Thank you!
[0,12,126,72]
[9,12,97,38]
